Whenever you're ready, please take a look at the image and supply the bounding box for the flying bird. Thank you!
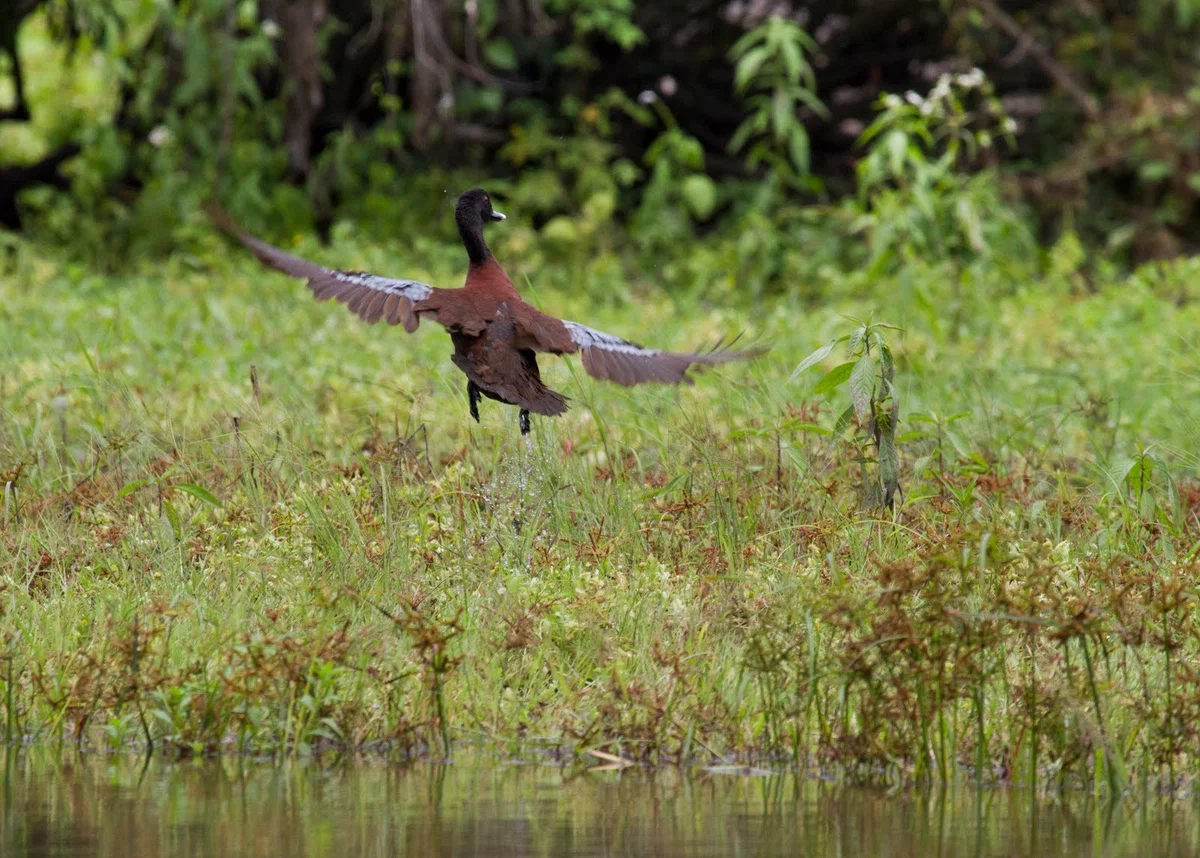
[205,189,765,434]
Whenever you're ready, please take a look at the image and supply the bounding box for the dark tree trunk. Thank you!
[0,0,40,121]
[259,0,327,182]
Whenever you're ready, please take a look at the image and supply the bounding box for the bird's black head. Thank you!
[455,188,505,265]
[456,188,505,224]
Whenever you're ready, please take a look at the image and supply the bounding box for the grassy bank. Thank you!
[2,225,1200,794]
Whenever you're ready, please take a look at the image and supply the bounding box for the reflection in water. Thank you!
[1,752,1195,858]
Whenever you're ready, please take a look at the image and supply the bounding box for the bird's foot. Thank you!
[468,381,481,423]
[519,409,530,435]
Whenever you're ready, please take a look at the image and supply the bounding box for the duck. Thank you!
[205,189,765,434]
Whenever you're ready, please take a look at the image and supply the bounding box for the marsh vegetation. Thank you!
[2,0,1200,803]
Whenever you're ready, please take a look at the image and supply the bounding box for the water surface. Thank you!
[2,754,1195,857]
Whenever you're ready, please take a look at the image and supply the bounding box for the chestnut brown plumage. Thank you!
[205,189,765,434]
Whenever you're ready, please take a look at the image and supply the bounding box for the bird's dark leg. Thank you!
[468,381,481,423]
[519,409,530,435]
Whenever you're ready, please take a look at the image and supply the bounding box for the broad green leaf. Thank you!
[542,216,580,245]
[771,89,792,140]
[484,38,518,70]
[1138,160,1172,182]
[833,404,856,438]
[956,197,984,251]
[879,342,894,383]
[793,26,818,52]
[780,36,802,82]
[1149,453,1180,512]
[849,355,876,419]
[173,482,221,507]
[162,500,182,541]
[847,324,867,355]
[789,341,835,380]
[944,427,971,459]
[788,422,833,437]
[680,174,718,219]
[787,127,810,175]
[729,27,767,59]
[728,118,756,154]
[886,129,908,177]
[1178,0,1197,27]
[1108,457,1140,494]
[1107,224,1137,252]
[963,452,991,474]
[792,86,829,118]
[857,111,893,147]
[733,46,769,91]
[813,361,856,395]
[116,479,152,499]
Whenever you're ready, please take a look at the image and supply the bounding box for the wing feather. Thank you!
[562,320,765,386]
[362,290,389,324]
[205,203,438,332]
[381,293,401,323]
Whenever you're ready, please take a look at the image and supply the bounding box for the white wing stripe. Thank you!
[563,321,660,356]
[333,271,434,301]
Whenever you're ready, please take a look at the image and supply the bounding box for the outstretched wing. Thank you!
[205,203,439,333]
[561,321,766,387]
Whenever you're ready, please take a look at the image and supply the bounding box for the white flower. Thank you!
[904,90,922,106]
[637,90,658,106]
[1002,117,1018,134]
[957,67,985,89]
[148,126,172,147]
[262,19,281,39]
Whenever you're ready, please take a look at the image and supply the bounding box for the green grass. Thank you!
[2,222,1200,795]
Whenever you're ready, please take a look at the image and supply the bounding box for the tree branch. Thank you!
[967,0,1100,120]
[0,143,81,230]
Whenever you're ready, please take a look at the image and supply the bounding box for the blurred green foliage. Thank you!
[1,0,1200,288]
